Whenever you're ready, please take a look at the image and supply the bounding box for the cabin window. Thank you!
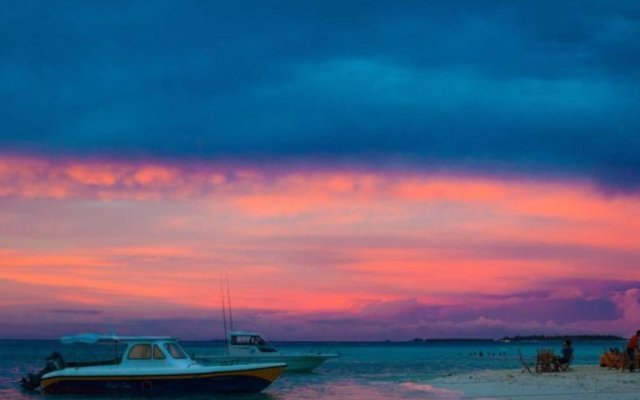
[231,336,252,345]
[255,336,277,352]
[164,343,187,359]
[128,344,152,360]
[153,345,166,360]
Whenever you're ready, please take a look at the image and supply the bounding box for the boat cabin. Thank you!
[227,331,277,354]
[58,334,194,369]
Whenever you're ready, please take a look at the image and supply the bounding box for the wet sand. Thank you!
[428,365,640,399]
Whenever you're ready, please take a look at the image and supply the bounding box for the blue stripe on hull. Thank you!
[44,375,272,395]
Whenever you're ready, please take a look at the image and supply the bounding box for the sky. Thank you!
[1,0,640,340]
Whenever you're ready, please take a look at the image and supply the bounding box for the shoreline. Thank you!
[427,365,640,399]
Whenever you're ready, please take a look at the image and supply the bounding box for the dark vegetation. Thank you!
[498,334,625,342]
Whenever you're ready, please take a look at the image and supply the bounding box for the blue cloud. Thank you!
[2,0,639,188]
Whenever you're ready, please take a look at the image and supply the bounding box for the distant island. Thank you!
[498,334,625,342]
[410,338,494,343]
[408,334,625,343]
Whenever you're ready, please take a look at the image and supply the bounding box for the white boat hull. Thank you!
[197,354,337,372]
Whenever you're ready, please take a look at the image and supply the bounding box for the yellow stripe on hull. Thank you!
[41,365,285,389]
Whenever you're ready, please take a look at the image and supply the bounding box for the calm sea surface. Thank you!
[0,339,625,400]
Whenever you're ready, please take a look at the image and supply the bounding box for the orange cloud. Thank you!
[393,177,508,202]
[66,164,120,186]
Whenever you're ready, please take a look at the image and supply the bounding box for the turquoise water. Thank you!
[0,339,625,399]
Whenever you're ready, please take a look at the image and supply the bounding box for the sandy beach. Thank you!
[428,366,640,400]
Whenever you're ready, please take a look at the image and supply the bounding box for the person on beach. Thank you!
[554,340,573,370]
[561,340,573,362]
[626,330,639,371]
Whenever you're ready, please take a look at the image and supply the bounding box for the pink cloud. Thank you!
[1,155,640,339]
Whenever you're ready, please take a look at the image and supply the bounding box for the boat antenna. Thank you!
[220,276,228,347]
[225,271,234,331]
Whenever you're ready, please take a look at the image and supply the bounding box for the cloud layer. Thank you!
[1,1,640,187]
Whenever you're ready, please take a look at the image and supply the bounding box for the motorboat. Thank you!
[21,333,286,395]
[196,331,338,372]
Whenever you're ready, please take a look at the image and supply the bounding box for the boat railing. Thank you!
[66,358,122,368]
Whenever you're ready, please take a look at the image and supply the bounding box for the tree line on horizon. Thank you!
[498,334,625,342]
[408,334,625,343]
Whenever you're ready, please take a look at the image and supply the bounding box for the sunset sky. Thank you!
[2,0,640,340]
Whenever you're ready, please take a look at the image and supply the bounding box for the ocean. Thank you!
[0,339,626,400]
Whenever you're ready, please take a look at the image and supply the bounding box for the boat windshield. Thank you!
[164,342,188,359]
[253,336,277,352]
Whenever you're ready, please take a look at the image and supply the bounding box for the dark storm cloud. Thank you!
[2,0,640,187]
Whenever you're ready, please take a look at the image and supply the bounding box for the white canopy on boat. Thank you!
[60,334,176,345]
[228,330,261,336]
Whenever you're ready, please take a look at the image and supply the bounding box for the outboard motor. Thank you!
[21,352,66,391]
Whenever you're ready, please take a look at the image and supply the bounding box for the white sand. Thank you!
[427,366,640,399]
